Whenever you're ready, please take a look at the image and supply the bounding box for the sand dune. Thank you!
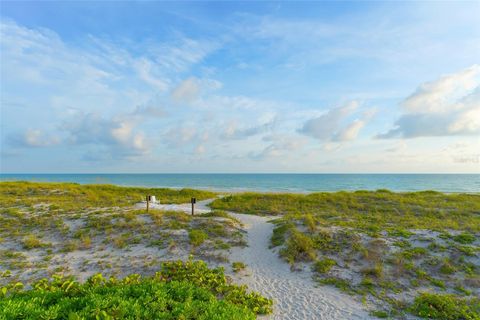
[227,212,371,320]
[144,199,372,319]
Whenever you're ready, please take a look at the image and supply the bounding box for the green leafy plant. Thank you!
[452,232,476,244]
[21,234,47,249]
[189,229,208,247]
[409,293,480,320]
[280,229,316,264]
[231,261,246,273]
[313,257,336,274]
[0,260,273,319]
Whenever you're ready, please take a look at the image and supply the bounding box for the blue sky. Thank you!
[1,1,479,173]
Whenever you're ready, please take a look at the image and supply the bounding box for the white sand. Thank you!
[134,199,212,214]
[227,212,372,320]
[134,199,372,319]
[8,198,469,319]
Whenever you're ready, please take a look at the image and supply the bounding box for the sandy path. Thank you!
[227,212,372,320]
[135,199,372,318]
[134,198,212,214]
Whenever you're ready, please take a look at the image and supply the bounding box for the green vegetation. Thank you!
[0,260,273,319]
[212,190,480,319]
[0,181,216,209]
[280,229,316,265]
[211,190,480,231]
[21,234,49,249]
[453,232,476,244]
[370,310,390,318]
[0,182,244,286]
[409,293,480,320]
[270,221,292,247]
[231,262,246,273]
[313,257,336,274]
[2,183,479,319]
[189,229,209,247]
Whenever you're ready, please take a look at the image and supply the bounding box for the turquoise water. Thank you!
[1,174,479,193]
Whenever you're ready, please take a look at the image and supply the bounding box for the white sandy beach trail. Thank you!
[137,199,372,319]
[227,212,372,320]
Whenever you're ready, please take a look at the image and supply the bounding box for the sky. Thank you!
[0,1,479,173]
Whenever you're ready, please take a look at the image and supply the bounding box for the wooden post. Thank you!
[191,197,196,215]
[146,195,150,212]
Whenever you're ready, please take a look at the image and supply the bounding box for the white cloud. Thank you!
[154,36,219,72]
[298,100,374,142]
[402,65,479,113]
[194,94,275,111]
[222,119,275,140]
[250,135,305,160]
[378,65,480,138]
[134,58,170,92]
[171,77,223,104]
[333,119,365,142]
[333,108,376,142]
[299,101,358,140]
[0,19,218,162]
[58,111,149,160]
[11,129,60,148]
[235,6,480,73]
[163,126,199,147]
[132,104,166,118]
[195,144,206,155]
[385,141,408,153]
[171,77,201,103]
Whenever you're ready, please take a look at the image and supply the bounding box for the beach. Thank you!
[1,182,479,319]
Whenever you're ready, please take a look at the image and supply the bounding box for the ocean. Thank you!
[0,174,479,193]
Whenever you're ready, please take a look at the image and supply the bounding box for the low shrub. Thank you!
[317,277,355,295]
[430,278,446,289]
[452,233,476,244]
[409,292,480,320]
[370,310,390,318]
[280,229,316,264]
[231,261,246,273]
[313,257,336,274]
[440,260,456,275]
[401,247,427,260]
[0,260,273,319]
[21,234,46,249]
[270,221,293,247]
[361,263,383,279]
[189,229,208,247]
[303,214,316,232]
[387,228,414,238]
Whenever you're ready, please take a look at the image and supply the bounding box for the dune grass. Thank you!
[211,190,480,318]
[0,181,217,210]
[210,190,480,232]
[0,182,245,287]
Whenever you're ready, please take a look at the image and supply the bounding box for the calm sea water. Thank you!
[1,174,479,193]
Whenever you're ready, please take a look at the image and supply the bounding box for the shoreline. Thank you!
[1,179,479,194]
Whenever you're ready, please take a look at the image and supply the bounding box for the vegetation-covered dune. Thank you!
[210,190,480,231]
[1,182,479,319]
[0,181,217,209]
[0,182,272,319]
[0,182,241,285]
[211,190,480,319]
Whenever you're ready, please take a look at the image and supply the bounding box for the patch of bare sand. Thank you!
[226,212,372,320]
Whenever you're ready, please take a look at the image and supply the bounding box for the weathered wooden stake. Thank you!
[191,197,196,215]
[146,195,150,212]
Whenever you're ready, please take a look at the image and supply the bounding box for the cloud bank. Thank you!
[378,65,480,139]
